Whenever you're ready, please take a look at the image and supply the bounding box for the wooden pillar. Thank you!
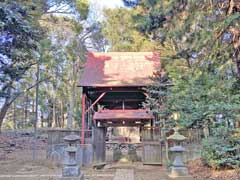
[81,93,86,144]
[92,126,106,163]
[86,98,92,129]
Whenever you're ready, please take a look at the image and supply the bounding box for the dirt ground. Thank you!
[0,151,168,180]
[1,131,239,180]
[187,159,240,180]
[0,132,168,180]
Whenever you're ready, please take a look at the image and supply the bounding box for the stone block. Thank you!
[168,166,193,180]
[62,166,81,177]
[167,176,193,180]
[60,173,84,180]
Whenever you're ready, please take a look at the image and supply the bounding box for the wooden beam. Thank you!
[86,87,145,93]
[81,93,86,144]
[85,92,106,113]
[99,98,145,102]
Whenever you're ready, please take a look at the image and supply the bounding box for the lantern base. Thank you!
[62,165,83,179]
[168,166,193,180]
[168,176,193,180]
[60,173,84,180]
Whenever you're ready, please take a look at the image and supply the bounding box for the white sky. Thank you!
[92,0,124,8]
[88,0,124,23]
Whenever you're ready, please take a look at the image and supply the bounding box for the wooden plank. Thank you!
[92,127,106,163]
[142,142,162,165]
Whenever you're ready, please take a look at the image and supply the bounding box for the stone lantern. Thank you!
[62,133,84,180]
[167,129,193,180]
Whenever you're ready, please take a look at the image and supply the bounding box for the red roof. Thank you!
[93,109,154,121]
[79,52,160,87]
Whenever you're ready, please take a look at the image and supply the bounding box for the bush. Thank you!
[202,127,240,169]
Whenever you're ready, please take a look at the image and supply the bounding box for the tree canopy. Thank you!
[135,0,240,169]
[0,0,90,129]
[0,1,42,129]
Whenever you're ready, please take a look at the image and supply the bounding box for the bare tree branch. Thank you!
[8,77,51,106]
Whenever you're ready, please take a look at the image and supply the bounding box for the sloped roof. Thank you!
[78,52,160,87]
[93,110,154,121]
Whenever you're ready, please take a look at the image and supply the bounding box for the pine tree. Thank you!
[135,0,240,169]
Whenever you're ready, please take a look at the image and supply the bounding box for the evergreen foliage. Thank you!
[0,1,42,98]
[202,126,240,169]
[0,0,90,129]
[0,1,42,129]
[102,8,156,51]
[135,0,240,169]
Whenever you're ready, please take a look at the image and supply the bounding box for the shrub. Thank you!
[202,127,240,169]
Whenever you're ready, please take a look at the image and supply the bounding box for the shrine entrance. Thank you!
[78,52,162,164]
[93,109,160,164]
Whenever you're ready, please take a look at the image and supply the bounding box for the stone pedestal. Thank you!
[62,166,81,177]
[61,174,84,180]
[168,165,193,180]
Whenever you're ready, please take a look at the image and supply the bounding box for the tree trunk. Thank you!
[67,90,74,129]
[62,112,65,128]
[0,78,49,131]
[52,102,56,127]
[67,62,76,129]
[32,99,35,113]
[60,100,64,128]
[33,61,40,160]
[13,101,17,130]
[0,87,12,132]
[48,115,52,127]
[236,50,240,78]
[0,101,11,133]
[41,113,43,128]
[52,82,57,128]
[24,94,29,128]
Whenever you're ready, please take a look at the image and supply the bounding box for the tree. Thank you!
[0,0,90,130]
[135,0,240,76]
[134,0,240,127]
[0,1,42,131]
[102,8,156,52]
[38,13,89,128]
[135,0,240,169]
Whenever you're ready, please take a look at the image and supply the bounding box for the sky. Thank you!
[47,0,125,23]
[91,0,124,8]
[87,0,125,23]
